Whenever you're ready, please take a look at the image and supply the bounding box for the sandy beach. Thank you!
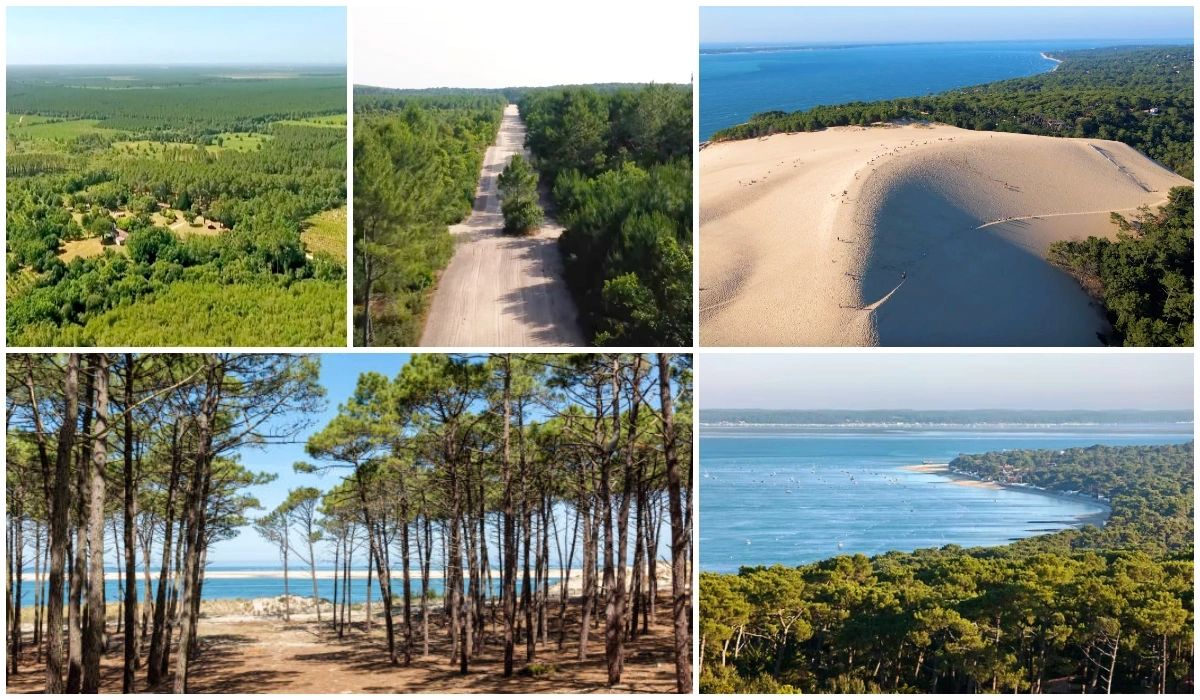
[899,463,1110,527]
[699,124,1192,346]
[900,463,999,489]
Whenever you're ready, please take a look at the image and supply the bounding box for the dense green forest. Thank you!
[700,443,1194,694]
[713,46,1193,177]
[352,83,693,347]
[1048,186,1194,346]
[520,84,693,345]
[6,67,347,346]
[352,90,505,345]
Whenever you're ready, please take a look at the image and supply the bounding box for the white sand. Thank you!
[700,124,1192,346]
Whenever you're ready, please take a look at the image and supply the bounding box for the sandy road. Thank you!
[420,105,583,347]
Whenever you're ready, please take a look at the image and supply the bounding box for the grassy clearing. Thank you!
[170,215,227,237]
[301,206,347,261]
[9,117,107,140]
[110,132,271,157]
[210,131,270,152]
[57,237,122,262]
[274,114,346,128]
[7,114,57,128]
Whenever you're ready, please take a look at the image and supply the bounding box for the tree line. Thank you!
[7,71,346,140]
[352,92,506,345]
[1048,186,1193,347]
[519,84,693,345]
[700,442,1193,693]
[713,46,1193,177]
[5,353,693,693]
[7,88,347,346]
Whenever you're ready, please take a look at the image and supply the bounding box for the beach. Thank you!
[699,124,1192,346]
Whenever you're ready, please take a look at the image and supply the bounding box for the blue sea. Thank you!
[15,570,560,607]
[698,40,1112,141]
[698,424,1192,572]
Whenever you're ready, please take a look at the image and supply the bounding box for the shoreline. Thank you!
[1040,51,1064,71]
[18,564,664,582]
[899,462,1111,529]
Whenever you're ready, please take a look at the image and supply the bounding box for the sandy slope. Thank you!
[700,124,1192,346]
[420,105,583,347]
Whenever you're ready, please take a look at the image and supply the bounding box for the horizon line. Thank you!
[8,62,347,68]
[702,407,1194,413]
[699,38,1194,47]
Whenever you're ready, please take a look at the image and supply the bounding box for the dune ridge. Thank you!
[700,124,1192,346]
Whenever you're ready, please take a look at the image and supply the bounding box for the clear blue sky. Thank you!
[7,6,346,65]
[701,6,1194,45]
[701,353,1194,411]
[215,353,413,565]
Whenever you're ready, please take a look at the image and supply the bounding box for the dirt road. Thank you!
[420,105,584,347]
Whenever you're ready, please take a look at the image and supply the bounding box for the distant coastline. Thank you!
[1040,51,1064,70]
[902,462,1111,529]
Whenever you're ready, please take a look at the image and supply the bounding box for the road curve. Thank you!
[420,105,584,347]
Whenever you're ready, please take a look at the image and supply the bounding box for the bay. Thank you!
[698,40,1110,140]
[698,424,1192,572]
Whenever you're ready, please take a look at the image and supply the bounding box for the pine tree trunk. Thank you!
[500,359,516,677]
[82,354,110,693]
[122,354,139,691]
[67,368,94,693]
[10,508,24,675]
[399,483,413,665]
[308,533,320,623]
[146,430,180,687]
[658,353,691,694]
[603,359,622,687]
[330,535,340,634]
[45,354,80,693]
[173,356,220,693]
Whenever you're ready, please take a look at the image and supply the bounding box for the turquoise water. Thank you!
[698,425,1192,572]
[16,573,558,606]
[699,40,1105,140]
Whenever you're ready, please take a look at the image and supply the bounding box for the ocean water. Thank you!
[16,573,562,607]
[698,425,1192,572]
[699,40,1106,141]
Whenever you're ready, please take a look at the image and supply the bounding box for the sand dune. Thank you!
[700,124,1192,346]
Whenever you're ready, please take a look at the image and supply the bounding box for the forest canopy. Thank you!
[520,84,693,345]
[1048,186,1194,347]
[6,67,347,346]
[352,90,505,345]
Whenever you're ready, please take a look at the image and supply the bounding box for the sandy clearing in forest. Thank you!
[699,124,1192,346]
[7,594,679,694]
[420,104,583,347]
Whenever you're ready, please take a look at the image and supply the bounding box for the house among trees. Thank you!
[114,228,129,246]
